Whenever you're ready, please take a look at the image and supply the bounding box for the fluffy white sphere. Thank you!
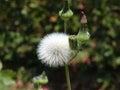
[37,33,71,67]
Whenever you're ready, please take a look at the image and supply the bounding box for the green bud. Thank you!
[59,1,73,21]
[59,9,73,21]
[77,12,90,47]
[77,29,90,42]
[32,71,48,85]
[38,71,48,85]
[69,35,77,50]
[77,24,90,50]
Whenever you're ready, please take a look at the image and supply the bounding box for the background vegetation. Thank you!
[0,0,120,90]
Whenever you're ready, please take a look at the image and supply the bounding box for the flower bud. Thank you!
[38,71,48,85]
[77,12,90,49]
[69,35,77,50]
[77,28,90,42]
[77,24,90,50]
[80,11,87,24]
[59,1,73,21]
[32,71,48,85]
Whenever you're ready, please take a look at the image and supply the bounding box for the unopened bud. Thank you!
[69,35,77,50]
[77,24,90,50]
[77,31,90,42]
[59,1,73,21]
[32,71,48,85]
[80,11,87,24]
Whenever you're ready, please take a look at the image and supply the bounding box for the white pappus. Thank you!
[37,33,71,67]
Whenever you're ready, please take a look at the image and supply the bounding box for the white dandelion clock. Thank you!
[37,33,71,67]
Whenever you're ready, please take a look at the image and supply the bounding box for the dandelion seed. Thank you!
[37,33,71,67]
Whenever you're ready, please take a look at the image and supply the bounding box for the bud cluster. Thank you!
[69,12,90,51]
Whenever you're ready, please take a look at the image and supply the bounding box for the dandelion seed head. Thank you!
[37,33,71,67]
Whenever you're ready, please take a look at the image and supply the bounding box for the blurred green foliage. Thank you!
[0,0,120,90]
[0,69,15,90]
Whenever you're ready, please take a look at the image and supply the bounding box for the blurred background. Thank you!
[0,0,120,90]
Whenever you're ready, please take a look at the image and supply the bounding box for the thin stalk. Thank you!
[37,84,42,90]
[68,0,71,7]
[64,20,71,90]
[64,0,71,8]
[65,64,71,90]
[64,21,67,33]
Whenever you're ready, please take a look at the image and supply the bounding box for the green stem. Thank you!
[70,51,79,61]
[64,21,71,90]
[68,0,71,7]
[37,84,42,90]
[65,64,71,90]
[64,21,67,33]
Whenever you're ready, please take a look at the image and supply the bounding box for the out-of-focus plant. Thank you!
[0,69,16,90]
[37,0,90,89]
[32,71,48,90]
[0,0,120,89]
